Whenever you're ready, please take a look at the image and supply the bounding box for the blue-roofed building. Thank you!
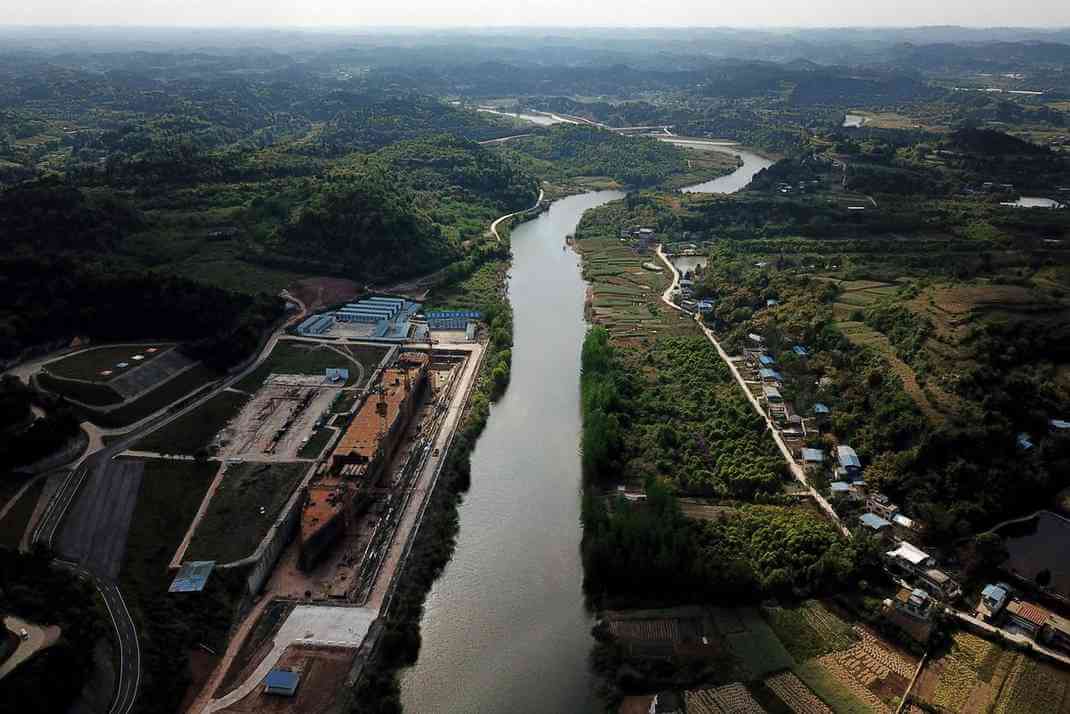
[427,310,482,332]
[793,345,809,357]
[264,669,300,697]
[758,355,775,367]
[1050,418,1070,432]
[298,314,335,336]
[697,299,714,314]
[830,481,852,495]
[859,513,892,532]
[813,403,830,416]
[759,368,784,382]
[800,448,825,465]
[766,298,780,307]
[763,386,783,403]
[1017,433,1034,450]
[325,368,349,383]
[979,583,1011,621]
[169,561,215,593]
[836,445,862,477]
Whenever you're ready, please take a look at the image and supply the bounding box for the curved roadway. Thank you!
[25,293,307,714]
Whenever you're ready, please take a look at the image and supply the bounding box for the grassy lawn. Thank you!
[91,364,222,429]
[297,426,335,459]
[185,462,308,564]
[132,390,249,455]
[37,371,123,406]
[0,477,45,548]
[118,457,248,708]
[331,390,361,415]
[44,344,172,382]
[234,341,388,393]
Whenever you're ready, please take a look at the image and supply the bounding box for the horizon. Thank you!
[5,0,1070,32]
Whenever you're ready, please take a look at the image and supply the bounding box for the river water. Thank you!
[399,190,623,713]
[400,149,769,713]
[680,146,773,194]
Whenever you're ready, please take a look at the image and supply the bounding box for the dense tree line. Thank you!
[0,375,82,468]
[582,479,858,606]
[0,255,283,368]
[500,125,687,187]
[581,328,784,496]
[0,549,107,714]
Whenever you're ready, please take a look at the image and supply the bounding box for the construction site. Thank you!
[185,339,485,713]
[216,374,347,461]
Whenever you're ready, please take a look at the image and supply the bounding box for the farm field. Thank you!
[234,340,388,392]
[576,237,696,343]
[607,603,914,714]
[43,343,173,382]
[833,320,948,425]
[185,461,308,564]
[912,630,1070,714]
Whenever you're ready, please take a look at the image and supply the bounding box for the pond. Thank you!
[997,510,1070,600]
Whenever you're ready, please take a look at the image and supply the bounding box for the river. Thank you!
[399,149,768,713]
[477,107,568,126]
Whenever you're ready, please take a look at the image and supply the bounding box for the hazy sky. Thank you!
[7,0,1070,29]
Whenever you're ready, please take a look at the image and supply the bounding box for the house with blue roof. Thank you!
[758,354,776,367]
[793,345,809,357]
[264,669,300,697]
[759,368,784,382]
[859,512,893,534]
[836,445,862,479]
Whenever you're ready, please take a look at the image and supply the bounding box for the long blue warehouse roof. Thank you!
[341,307,393,315]
[426,310,481,319]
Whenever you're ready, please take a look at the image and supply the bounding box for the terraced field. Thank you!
[576,238,696,342]
[686,683,767,714]
[604,602,916,714]
[914,631,1070,714]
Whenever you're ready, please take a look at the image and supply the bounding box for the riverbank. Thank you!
[397,190,625,713]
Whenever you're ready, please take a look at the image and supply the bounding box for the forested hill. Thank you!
[275,172,449,280]
[498,124,688,187]
[0,60,539,361]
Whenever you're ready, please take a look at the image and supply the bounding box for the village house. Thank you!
[978,583,1011,622]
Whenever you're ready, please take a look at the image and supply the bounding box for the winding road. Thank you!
[19,292,308,714]
[490,188,545,242]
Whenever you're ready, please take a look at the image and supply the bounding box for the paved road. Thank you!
[655,245,848,536]
[490,188,545,242]
[23,292,308,714]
